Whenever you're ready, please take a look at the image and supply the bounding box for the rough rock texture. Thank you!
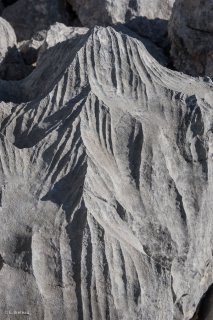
[169,0,213,77]
[2,0,69,41]
[68,0,175,27]
[0,26,213,320]
[37,23,169,69]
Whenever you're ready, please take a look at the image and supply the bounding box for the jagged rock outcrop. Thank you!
[68,0,175,27]
[0,25,212,320]
[2,0,69,41]
[169,0,213,77]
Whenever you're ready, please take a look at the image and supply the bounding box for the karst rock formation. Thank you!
[0,1,213,320]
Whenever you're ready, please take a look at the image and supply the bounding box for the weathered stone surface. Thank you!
[68,0,175,27]
[169,0,213,77]
[2,0,69,41]
[0,17,16,62]
[37,23,89,62]
[0,26,212,320]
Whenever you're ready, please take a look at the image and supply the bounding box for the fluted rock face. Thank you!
[68,0,175,27]
[169,0,213,77]
[0,26,213,320]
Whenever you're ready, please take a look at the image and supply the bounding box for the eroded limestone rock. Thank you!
[0,26,212,320]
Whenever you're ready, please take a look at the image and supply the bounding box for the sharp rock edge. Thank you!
[0,26,213,320]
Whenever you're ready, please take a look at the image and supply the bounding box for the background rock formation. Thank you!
[0,25,213,320]
[169,0,213,77]
[2,0,70,41]
[68,0,175,27]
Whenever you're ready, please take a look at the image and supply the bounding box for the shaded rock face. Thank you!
[0,17,34,80]
[2,0,69,41]
[169,0,213,77]
[68,0,175,27]
[0,26,213,320]
[191,284,213,320]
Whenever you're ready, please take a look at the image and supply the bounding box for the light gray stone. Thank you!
[169,0,213,77]
[68,0,175,27]
[0,26,212,320]
[0,17,16,63]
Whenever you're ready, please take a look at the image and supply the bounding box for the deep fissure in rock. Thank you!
[191,284,213,320]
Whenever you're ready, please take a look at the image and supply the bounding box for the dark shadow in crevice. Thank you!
[66,201,87,320]
[126,16,168,46]
[191,284,213,320]
[65,1,82,27]
[2,0,17,7]
[0,46,34,81]
[0,254,4,270]
[124,16,174,68]
[14,234,32,273]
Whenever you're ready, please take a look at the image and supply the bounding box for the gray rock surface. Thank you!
[37,23,89,62]
[68,0,175,27]
[2,0,69,41]
[0,26,213,320]
[169,0,213,77]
